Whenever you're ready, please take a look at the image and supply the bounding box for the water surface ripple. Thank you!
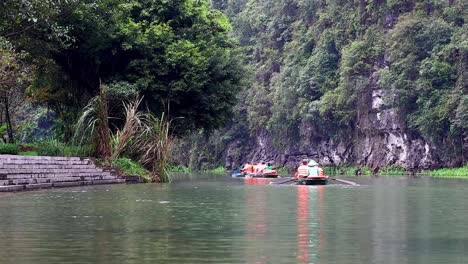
[0,175,467,264]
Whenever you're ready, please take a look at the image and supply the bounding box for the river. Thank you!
[0,175,467,264]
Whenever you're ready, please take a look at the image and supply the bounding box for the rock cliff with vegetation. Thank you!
[209,0,467,171]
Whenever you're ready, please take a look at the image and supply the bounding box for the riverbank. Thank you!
[418,166,468,178]
[320,165,468,178]
[200,164,468,178]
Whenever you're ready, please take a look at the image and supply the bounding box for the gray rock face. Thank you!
[225,81,465,171]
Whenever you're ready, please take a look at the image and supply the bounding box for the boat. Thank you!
[245,170,279,178]
[297,176,328,185]
[232,171,246,178]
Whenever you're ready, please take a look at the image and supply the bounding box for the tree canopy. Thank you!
[1,0,247,135]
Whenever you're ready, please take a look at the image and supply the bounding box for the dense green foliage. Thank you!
[1,0,247,138]
[0,143,20,155]
[323,165,406,176]
[35,140,93,157]
[169,164,192,173]
[214,0,467,154]
[112,157,150,181]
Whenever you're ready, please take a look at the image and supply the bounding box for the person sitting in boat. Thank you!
[307,160,321,177]
[256,161,267,174]
[241,162,254,174]
[266,162,273,170]
[294,159,309,179]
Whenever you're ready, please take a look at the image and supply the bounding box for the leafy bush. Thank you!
[36,140,63,156]
[35,140,93,157]
[63,145,94,157]
[277,166,290,175]
[112,158,150,181]
[379,166,407,175]
[0,143,20,155]
[169,165,192,173]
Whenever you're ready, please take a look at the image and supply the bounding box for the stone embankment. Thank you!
[0,155,125,192]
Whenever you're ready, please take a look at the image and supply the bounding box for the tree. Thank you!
[14,0,247,136]
[0,39,32,143]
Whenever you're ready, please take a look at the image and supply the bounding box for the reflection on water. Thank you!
[297,185,310,263]
[0,176,467,263]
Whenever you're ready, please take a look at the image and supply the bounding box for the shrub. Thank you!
[277,166,290,175]
[0,143,20,155]
[36,140,63,156]
[34,140,92,157]
[113,157,150,181]
[63,145,94,157]
[169,165,192,173]
[379,166,407,175]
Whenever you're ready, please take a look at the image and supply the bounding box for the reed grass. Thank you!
[72,85,111,159]
[110,97,144,161]
[419,166,468,178]
[135,112,175,183]
[322,165,406,176]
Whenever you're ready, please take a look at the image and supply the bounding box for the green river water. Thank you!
[0,175,467,264]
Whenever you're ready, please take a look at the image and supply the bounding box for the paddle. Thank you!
[271,178,297,185]
[329,177,358,186]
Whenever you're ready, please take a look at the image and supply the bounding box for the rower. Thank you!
[307,160,320,177]
[242,162,254,174]
[256,161,267,174]
[295,159,309,179]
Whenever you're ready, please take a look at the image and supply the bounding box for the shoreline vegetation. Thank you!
[170,164,468,178]
[1,143,467,180]
[262,165,468,178]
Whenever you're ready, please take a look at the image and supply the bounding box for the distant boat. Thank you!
[245,170,279,178]
[232,170,246,178]
[232,170,280,178]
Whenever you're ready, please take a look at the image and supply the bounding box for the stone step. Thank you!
[52,181,88,188]
[5,172,112,180]
[25,183,54,190]
[8,174,119,185]
[0,168,103,174]
[11,178,50,185]
[0,164,96,170]
[0,185,24,192]
[0,155,125,191]
[0,178,125,191]
[0,160,92,166]
[92,179,126,185]
[0,155,84,161]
